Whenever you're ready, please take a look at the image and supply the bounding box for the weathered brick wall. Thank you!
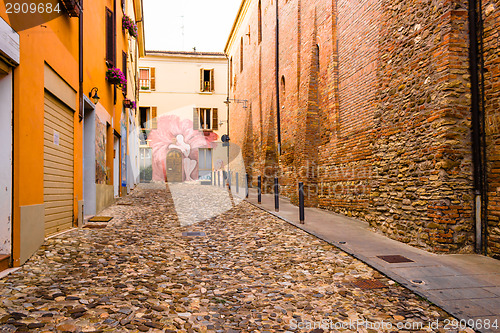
[372,0,473,252]
[483,0,500,258]
[228,0,477,253]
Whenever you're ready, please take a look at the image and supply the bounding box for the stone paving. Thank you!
[0,183,469,332]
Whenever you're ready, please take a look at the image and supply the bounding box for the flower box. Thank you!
[122,15,138,38]
[106,67,127,86]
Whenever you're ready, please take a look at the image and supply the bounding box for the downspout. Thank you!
[226,55,230,178]
[478,0,488,255]
[468,0,485,254]
[275,0,281,155]
[79,0,83,122]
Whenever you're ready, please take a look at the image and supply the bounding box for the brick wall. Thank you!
[483,0,500,258]
[227,0,491,254]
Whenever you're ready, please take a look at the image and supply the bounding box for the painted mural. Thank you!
[95,114,107,184]
[149,114,217,182]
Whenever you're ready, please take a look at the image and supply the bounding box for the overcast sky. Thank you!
[143,0,242,53]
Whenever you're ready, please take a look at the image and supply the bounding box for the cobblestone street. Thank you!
[0,183,462,333]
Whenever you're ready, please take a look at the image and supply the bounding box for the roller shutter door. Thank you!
[43,92,74,235]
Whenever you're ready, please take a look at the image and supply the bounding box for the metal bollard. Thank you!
[236,172,239,193]
[258,176,262,204]
[245,173,249,198]
[274,177,279,212]
[218,171,221,187]
[299,182,305,224]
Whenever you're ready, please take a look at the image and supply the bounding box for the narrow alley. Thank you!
[0,184,457,332]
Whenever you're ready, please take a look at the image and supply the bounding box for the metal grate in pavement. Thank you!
[351,279,387,289]
[182,231,206,237]
[377,255,414,263]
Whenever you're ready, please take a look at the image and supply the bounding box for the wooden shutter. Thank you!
[212,108,218,130]
[193,108,199,130]
[150,67,156,91]
[200,68,204,91]
[210,69,214,92]
[151,107,157,129]
[105,8,114,65]
[122,51,127,95]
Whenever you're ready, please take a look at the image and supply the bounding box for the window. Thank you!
[193,108,218,131]
[258,0,262,43]
[139,106,157,145]
[198,148,213,182]
[105,8,115,66]
[200,68,214,92]
[140,67,155,91]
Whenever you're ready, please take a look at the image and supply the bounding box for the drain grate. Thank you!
[377,255,414,263]
[182,231,206,237]
[352,279,387,289]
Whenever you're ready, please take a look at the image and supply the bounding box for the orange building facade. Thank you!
[0,0,144,269]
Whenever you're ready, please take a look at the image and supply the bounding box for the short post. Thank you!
[274,177,279,212]
[245,173,249,198]
[218,171,221,187]
[257,176,262,204]
[228,171,232,189]
[236,172,239,193]
[299,182,305,224]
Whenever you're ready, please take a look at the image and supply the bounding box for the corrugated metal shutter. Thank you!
[43,92,74,236]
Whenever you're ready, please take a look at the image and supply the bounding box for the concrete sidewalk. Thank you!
[245,188,500,332]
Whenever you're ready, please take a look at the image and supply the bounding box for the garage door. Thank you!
[43,92,74,236]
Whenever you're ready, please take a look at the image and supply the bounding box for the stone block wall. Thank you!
[483,0,500,258]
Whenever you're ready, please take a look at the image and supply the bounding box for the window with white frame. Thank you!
[140,67,155,91]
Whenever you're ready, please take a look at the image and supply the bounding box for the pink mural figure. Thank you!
[149,114,217,182]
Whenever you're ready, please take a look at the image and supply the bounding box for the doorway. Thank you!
[166,150,183,183]
[114,136,120,197]
[0,66,12,258]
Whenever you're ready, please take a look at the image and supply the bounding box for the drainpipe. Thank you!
[468,0,486,254]
[275,0,281,155]
[79,0,83,122]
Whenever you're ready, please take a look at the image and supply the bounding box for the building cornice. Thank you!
[224,0,251,54]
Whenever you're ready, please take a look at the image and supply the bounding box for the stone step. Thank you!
[0,254,10,272]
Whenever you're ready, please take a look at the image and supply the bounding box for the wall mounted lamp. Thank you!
[89,87,100,104]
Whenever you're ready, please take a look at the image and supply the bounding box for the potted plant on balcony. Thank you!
[106,67,127,86]
[122,15,138,38]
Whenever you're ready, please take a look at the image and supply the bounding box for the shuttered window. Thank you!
[105,8,115,66]
[122,51,127,95]
[150,67,156,91]
[151,107,157,129]
[200,69,214,92]
[193,108,218,130]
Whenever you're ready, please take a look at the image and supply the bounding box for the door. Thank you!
[43,92,74,236]
[166,150,183,183]
[139,147,152,182]
[198,148,213,185]
[114,136,119,197]
[0,66,12,255]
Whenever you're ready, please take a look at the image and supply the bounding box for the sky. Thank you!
[143,0,242,53]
